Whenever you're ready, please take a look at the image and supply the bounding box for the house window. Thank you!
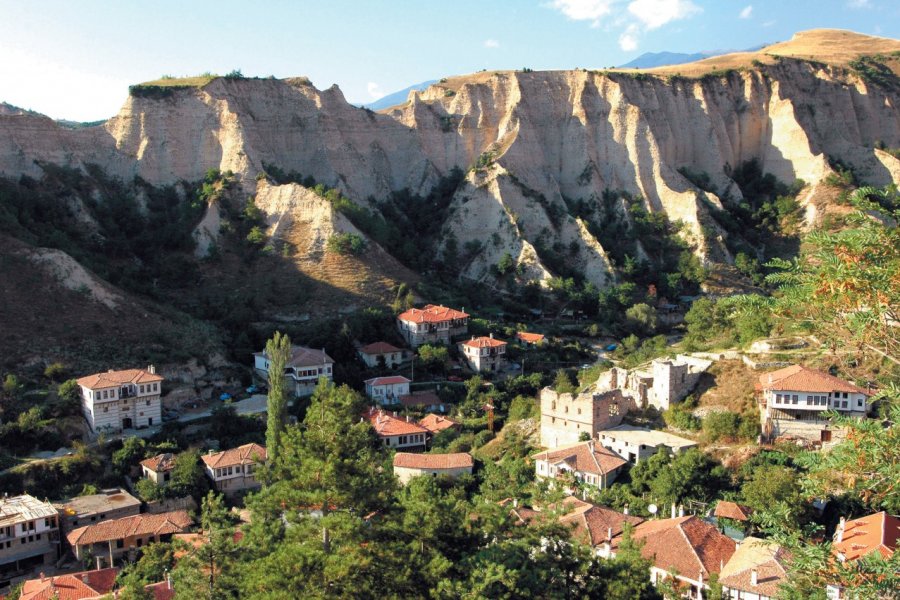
[146,400,151,406]
[792,395,799,404]
[116,539,124,548]
[140,385,144,393]
[857,399,863,408]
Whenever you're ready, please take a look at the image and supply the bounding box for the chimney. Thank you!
[671,503,677,519]
[40,572,46,582]
[623,504,629,515]
[751,568,758,586]
[96,556,102,570]
[82,574,89,584]
[148,364,156,374]
[406,416,410,423]
[679,505,684,518]
[167,573,173,590]
[607,527,613,541]
[836,516,846,543]
[604,540,611,555]
[489,332,494,339]
[513,498,518,508]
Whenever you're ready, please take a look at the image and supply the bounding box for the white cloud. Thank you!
[739,5,753,19]
[847,0,871,8]
[619,23,640,51]
[762,19,776,27]
[627,0,701,30]
[547,0,615,27]
[366,82,384,100]
[484,39,500,48]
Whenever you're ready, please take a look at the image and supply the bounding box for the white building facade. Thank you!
[364,376,411,405]
[0,495,60,574]
[76,367,163,433]
[254,346,334,397]
[460,335,507,373]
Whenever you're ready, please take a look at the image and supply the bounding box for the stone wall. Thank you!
[539,387,631,448]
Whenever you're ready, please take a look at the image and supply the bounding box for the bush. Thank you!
[664,405,701,431]
[326,232,367,255]
[703,411,741,442]
[44,362,68,381]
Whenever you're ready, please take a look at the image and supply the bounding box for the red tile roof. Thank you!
[20,568,118,600]
[397,304,469,324]
[558,498,645,548]
[714,500,753,522]
[834,512,899,562]
[364,407,429,438]
[516,332,545,344]
[393,452,473,470]
[201,443,267,469]
[462,336,507,349]
[66,510,192,547]
[758,365,869,395]
[532,442,628,477]
[140,453,176,473]
[364,375,411,386]
[399,390,442,408]
[145,580,176,600]
[418,414,460,434]
[76,368,163,391]
[359,342,402,355]
[718,537,788,598]
[627,516,736,580]
[254,346,334,368]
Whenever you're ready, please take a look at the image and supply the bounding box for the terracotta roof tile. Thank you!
[359,342,402,355]
[714,500,753,522]
[364,407,429,437]
[364,375,411,386]
[834,511,899,562]
[516,332,545,344]
[719,537,787,597]
[399,390,442,408]
[145,580,176,600]
[20,568,118,600]
[76,368,163,391]
[462,336,507,349]
[627,516,736,579]
[758,365,869,395]
[140,453,177,473]
[254,346,333,368]
[558,499,644,548]
[66,510,192,547]
[532,441,628,477]
[393,452,473,470]
[201,443,267,469]
[397,304,469,324]
[418,414,460,434]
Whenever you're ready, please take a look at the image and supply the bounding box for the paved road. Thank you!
[173,394,269,423]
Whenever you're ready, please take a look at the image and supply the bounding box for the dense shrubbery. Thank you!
[326,232,366,255]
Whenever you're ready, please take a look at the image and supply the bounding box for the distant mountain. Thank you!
[362,80,437,111]
[1,101,104,128]
[619,44,768,69]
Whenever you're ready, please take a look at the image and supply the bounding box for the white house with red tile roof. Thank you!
[397,304,469,348]
[358,342,405,368]
[363,407,429,451]
[201,443,267,496]
[364,375,411,405]
[418,414,460,435]
[392,452,474,484]
[67,510,192,565]
[719,537,788,600]
[460,335,507,373]
[140,453,177,485]
[532,441,628,490]
[757,365,870,442]
[76,366,163,433]
[827,511,899,598]
[617,515,737,599]
[515,331,546,346]
[253,345,334,397]
[18,567,119,600]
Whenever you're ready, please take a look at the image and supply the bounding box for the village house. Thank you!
[66,510,192,566]
[140,453,177,485]
[399,390,449,413]
[827,511,899,599]
[358,342,405,368]
[757,365,870,443]
[596,424,698,464]
[0,495,60,577]
[18,567,118,600]
[364,375,411,405]
[540,386,631,449]
[363,407,429,451]
[595,355,711,411]
[201,443,267,496]
[392,452,474,484]
[515,331,545,346]
[397,304,469,348]
[55,488,141,535]
[418,414,461,436]
[719,537,788,600]
[532,441,628,490]
[460,335,507,373]
[76,366,163,433]
[253,345,334,397]
[619,514,737,599]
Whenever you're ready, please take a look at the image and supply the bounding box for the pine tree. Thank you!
[265,331,291,464]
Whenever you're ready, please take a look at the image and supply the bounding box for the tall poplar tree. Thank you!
[265,331,292,463]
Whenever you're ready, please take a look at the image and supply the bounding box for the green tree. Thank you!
[167,450,209,500]
[265,331,292,464]
[625,302,658,335]
[417,344,449,374]
[117,541,176,599]
[172,492,241,599]
[496,252,515,275]
[703,411,741,442]
[553,369,577,394]
[741,464,802,516]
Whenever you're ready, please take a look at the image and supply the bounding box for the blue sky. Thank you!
[0,0,897,121]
